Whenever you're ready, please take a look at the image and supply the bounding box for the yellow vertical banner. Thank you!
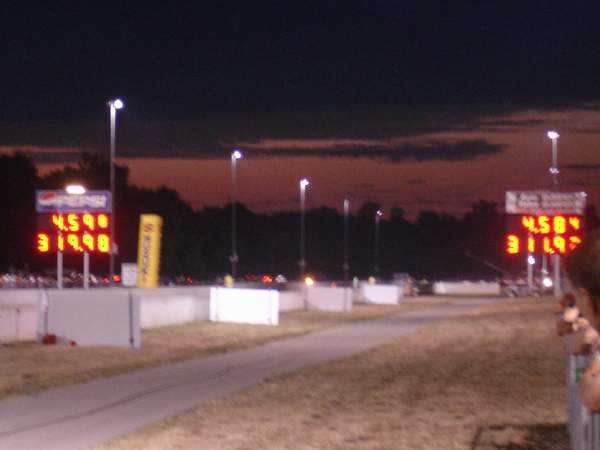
[137,214,163,288]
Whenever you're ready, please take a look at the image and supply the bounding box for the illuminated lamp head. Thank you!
[65,184,86,195]
[109,98,124,110]
[304,276,315,286]
[300,178,309,188]
[547,130,559,140]
[232,149,242,160]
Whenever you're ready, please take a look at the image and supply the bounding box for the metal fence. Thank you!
[566,349,600,449]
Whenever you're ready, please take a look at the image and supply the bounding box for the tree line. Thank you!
[2,153,598,281]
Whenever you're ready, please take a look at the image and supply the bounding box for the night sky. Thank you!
[2,2,600,217]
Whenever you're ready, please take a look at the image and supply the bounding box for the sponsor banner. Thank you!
[36,190,111,213]
[137,215,163,288]
[505,191,587,215]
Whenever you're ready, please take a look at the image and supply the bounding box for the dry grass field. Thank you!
[97,298,568,450]
[0,297,449,400]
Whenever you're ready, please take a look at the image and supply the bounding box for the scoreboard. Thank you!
[505,214,583,256]
[35,190,112,255]
[504,191,586,257]
[36,213,111,254]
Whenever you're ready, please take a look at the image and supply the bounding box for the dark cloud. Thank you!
[6,117,506,165]
[478,119,544,127]
[562,180,600,188]
[0,147,84,164]
[562,163,600,171]
[468,118,547,133]
[405,178,427,185]
[358,183,375,190]
[0,107,485,159]
[245,139,506,163]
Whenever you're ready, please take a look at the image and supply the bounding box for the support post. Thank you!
[83,251,90,289]
[527,254,533,290]
[57,250,63,289]
[553,254,562,298]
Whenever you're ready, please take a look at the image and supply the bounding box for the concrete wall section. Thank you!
[0,287,215,342]
[433,281,501,296]
[0,305,37,342]
[46,289,140,347]
[279,290,305,311]
[0,289,39,307]
[361,284,400,305]
[0,289,42,342]
[135,287,211,328]
[306,287,352,313]
[210,287,279,326]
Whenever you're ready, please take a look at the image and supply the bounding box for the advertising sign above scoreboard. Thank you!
[505,191,587,216]
[35,190,111,213]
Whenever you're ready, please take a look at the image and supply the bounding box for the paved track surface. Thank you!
[0,298,494,450]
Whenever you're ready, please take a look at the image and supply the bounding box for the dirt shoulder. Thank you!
[0,296,451,400]
[97,297,568,450]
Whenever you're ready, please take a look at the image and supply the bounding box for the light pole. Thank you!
[527,254,535,290]
[547,130,561,297]
[108,98,124,283]
[343,198,350,285]
[230,149,242,279]
[547,130,560,187]
[374,209,382,277]
[299,178,309,280]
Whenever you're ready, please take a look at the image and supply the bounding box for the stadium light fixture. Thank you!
[65,184,86,195]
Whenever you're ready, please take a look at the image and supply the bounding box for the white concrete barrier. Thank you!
[0,288,39,306]
[0,305,37,342]
[210,287,279,325]
[45,289,140,347]
[279,290,305,311]
[432,281,500,296]
[0,289,40,342]
[306,286,352,313]
[135,287,211,328]
[0,285,286,343]
[360,284,400,305]
[0,287,215,343]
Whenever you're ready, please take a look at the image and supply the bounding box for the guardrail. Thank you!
[567,349,600,449]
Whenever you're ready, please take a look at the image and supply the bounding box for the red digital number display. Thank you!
[505,214,583,256]
[36,213,111,254]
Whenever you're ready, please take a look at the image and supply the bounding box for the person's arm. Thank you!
[570,318,599,355]
[580,355,600,412]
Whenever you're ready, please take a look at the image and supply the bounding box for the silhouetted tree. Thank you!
[2,152,586,282]
[0,153,39,271]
